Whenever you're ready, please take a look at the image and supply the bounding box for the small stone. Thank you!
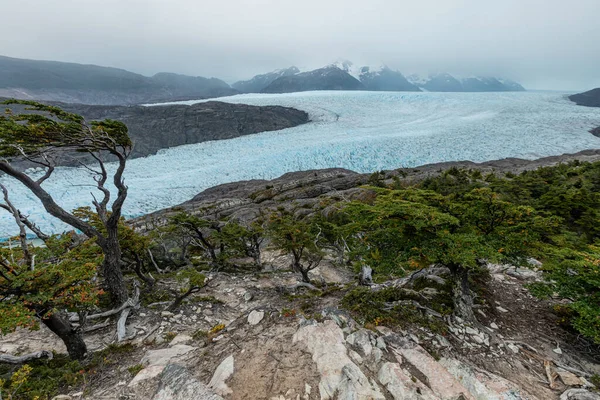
[243,292,254,302]
[376,336,387,350]
[248,310,265,325]
[170,334,193,346]
[553,346,563,355]
[161,311,174,317]
[557,371,584,387]
[204,309,214,316]
[436,335,451,347]
[472,335,485,344]
[496,306,509,313]
[349,349,363,364]
[490,322,499,329]
[507,343,520,354]
[465,326,479,335]
[139,313,147,317]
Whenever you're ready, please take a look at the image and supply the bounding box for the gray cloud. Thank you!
[2,0,599,90]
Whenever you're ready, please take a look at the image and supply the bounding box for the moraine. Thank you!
[1,90,599,236]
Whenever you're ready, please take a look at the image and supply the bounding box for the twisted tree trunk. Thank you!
[42,312,87,360]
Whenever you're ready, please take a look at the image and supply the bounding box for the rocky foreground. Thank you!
[4,149,600,399]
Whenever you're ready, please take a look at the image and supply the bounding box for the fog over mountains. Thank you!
[1,55,525,105]
[234,60,525,94]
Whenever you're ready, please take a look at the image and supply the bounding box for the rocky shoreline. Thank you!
[133,148,600,229]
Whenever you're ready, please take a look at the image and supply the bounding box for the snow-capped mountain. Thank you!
[408,73,526,92]
[261,66,363,93]
[329,60,421,92]
[233,61,525,94]
[232,66,300,93]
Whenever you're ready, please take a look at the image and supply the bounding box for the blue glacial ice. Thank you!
[1,90,599,236]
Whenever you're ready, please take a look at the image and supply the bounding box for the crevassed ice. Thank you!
[1,91,599,237]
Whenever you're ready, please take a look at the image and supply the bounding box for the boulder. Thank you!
[391,339,474,399]
[152,364,223,400]
[560,389,600,400]
[208,355,235,396]
[440,358,533,400]
[378,362,437,399]
[248,310,265,325]
[293,320,385,399]
[140,344,197,367]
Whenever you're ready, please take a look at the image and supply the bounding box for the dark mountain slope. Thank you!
[232,67,300,93]
[0,55,237,105]
[569,88,600,107]
[262,67,364,93]
[359,67,421,92]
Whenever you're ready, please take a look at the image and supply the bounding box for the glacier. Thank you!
[1,90,599,237]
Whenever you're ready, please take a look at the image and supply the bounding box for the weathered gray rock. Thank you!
[152,364,223,400]
[140,344,197,367]
[346,330,373,357]
[392,339,474,400]
[247,310,265,325]
[378,362,437,399]
[440,358,533,400]
[560,388,600,400]
[208,355,234,396]
[169,334,193,346]
[293,320,385,399]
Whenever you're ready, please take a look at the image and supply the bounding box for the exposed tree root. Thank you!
[0,350,53,364]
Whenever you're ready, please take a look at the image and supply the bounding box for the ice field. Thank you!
[1,90,599,236]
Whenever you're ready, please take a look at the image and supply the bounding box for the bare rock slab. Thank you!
[209,355,235,396]
[153,364,223,400]
[293,320,385,399]
[141,344,197,367]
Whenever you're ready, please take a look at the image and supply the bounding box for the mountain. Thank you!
[419,73,463,92]
[331,61,421,92]
[569,88,600,107]
[232,67,300,93]
[358,66,421,92]
[0,55,237,105]
[261,66,364,93]
[408,73,526,92]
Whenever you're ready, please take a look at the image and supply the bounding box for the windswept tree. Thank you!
[0,100,132,303]
[267,211,323,283]
[340,187,549,323]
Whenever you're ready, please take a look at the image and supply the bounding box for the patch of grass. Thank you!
[281,308,297,318]
[127,364,144,377]
[0,354,85,400]
[341,286,448,334]
[194,296,224,305]
[209,323,225,335]
[141,288,172,307]
[192,329,208,341]
[164,332,177,342]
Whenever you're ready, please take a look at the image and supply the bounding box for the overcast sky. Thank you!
[2,0,599,90]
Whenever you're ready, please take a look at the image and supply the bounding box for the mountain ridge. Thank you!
[1,55,527,103]
[0,55,238,105]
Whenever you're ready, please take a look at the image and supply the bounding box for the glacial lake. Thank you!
[1,90,599,236]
